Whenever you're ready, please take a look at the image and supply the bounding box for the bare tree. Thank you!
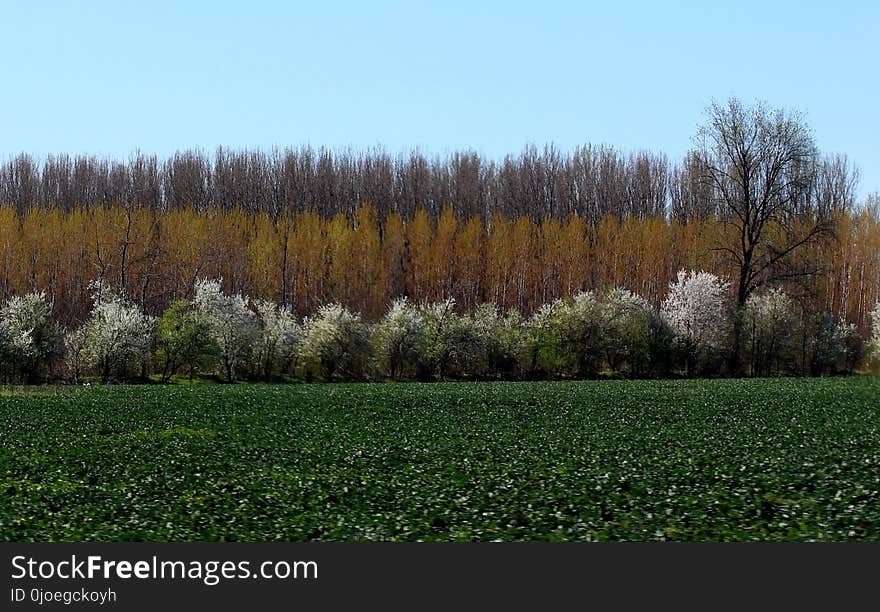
[694,98,839,373]
[0,136,857,232]
[669,152,716,223]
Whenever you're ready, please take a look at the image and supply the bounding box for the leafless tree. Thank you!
[0,133,859,231]
[694,98,840,372]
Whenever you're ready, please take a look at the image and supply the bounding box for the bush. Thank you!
[420,299,486,380]
[0,291,59,382]
[473,304,527,378]
[193,278,259,382]
[599,288,653,376]
[645,307,676,378]
[835,320,865,375]
[299,303,371,380]
[155,300,217,382]
[661,270,731,376]
[810,312,864,376]
[373,297,425,379]
[524,299,564,378]
[67,280,155,382]
[742,287,799,377]
[252,299,301,380]
[554,292,605,378]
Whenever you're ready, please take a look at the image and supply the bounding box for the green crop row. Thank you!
[1,377,878,541]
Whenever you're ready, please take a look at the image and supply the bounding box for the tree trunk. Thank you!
[730,306,745,377]
[225,356,234,383]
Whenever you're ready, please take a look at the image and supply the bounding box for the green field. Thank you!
[1,378,878,541]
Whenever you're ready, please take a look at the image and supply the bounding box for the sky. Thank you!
[1,0,877,198]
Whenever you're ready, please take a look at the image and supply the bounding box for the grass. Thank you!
[1,377,878,541]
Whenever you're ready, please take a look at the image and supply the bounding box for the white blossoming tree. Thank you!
[252,299,301,380]
[373,297,426,379]
[742,287,798,376]
[419,298,487,379]
[525,299,563,376]
[832,319,864,375]
[811,310,866,375]
[599,287,653,376]
[68,280,155,382]
[554,291,605,378]
[472,303,527,377]
[299,303,371,380]
[0,291,58,382]
[192,278,259,382]
[661,270,732,375]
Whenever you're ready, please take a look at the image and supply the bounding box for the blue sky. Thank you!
[1,1,877,198]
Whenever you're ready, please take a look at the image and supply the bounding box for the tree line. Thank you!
[1,204,878,331]
[1,97,878,379]
[2,275,878,384]
[0,144,860,223]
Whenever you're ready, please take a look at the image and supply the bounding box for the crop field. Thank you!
[1,378,878,541]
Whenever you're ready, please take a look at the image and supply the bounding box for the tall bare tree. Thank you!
[694,98,838,372]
